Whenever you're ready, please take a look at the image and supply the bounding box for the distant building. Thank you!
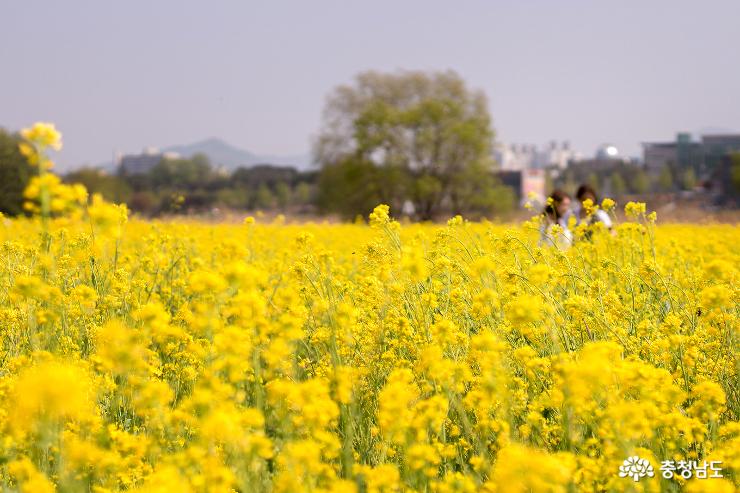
[537,141,581,169]
[494,168,546,206]
[569,143,633,171]
[521,168,546,204]
[494,143,536,171]
[494,141,580,171]
[595,143,620,161]
[643,142,677,174]
[642,133,703,176]
[642,132,740,178]
[118,147,180,175]
[709,153,739,206]
[702,134,740,173]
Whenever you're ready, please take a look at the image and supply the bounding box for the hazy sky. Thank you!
[2,0,739,170]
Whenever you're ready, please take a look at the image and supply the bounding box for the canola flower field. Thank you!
[0,125,738,493]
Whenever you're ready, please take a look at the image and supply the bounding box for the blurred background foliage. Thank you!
[2,69,739,219]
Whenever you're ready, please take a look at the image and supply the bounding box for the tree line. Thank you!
[1,70,517,219]
[4,69,737,219]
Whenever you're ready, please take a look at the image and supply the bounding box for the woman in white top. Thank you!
[539,189,573,248]
[570,184,613,229]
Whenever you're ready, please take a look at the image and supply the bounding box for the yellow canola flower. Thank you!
[369,204,391,227]
[581,198,596,217]
[684,478,736,493]
[23,173,88,214]
[8,358,94,435]
[624,201,647,218]
[0,191,737,492]
[20,121,63,150]
[131,465,193,493]
[601,197,616,211]
[700,284,732,310]
[488,444,575,493]
[7,457,56,493]
[378,369,419,444]
[88,193,129,238]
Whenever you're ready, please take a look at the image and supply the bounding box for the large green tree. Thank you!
[317,156,407,217]
[0,128,34,216]
[315,70,497,219]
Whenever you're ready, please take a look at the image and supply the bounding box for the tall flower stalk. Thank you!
[19,122,63,248]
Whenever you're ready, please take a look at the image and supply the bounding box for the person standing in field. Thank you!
[540,189,573,248]
[570,184,613,229]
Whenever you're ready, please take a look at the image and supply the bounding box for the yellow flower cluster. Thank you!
[23,173,88,215]
[20,122,63,151]
[18,122,62,171]
[0,197,737,492]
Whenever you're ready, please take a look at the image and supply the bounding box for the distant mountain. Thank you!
[163,138,311,170]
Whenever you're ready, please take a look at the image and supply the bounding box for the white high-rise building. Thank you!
[494,143,535,170]
[494,141,580,170]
